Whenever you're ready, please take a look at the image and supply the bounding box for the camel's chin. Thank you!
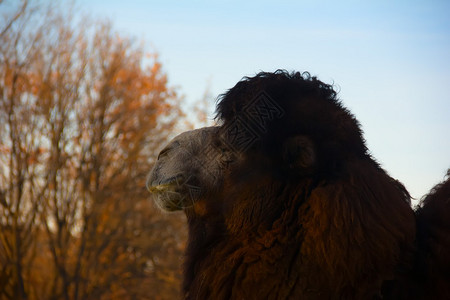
[155,199,184,211]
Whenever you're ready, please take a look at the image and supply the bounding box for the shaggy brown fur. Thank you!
[412,173,450,299]
[148,71,449,299]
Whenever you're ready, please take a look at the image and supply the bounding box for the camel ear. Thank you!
[282,135,316,173]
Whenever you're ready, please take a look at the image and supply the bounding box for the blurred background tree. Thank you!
[0,1,192,299]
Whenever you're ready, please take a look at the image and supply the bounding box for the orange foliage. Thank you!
[0,2,187,300]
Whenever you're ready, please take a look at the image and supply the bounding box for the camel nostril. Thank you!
[157,141,181,160]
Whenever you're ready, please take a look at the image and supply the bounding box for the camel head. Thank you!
[146,126,236,211]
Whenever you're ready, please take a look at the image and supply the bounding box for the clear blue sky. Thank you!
[78,0,450,201]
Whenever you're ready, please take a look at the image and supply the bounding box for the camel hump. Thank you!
[415,170,450,299]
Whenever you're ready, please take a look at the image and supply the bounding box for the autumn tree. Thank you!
[0,2,187,299]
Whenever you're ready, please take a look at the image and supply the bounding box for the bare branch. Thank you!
[0,0,28,38]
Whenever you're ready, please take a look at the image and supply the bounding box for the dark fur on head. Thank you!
[215,70,371,179]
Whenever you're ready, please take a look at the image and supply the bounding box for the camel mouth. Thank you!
[147,170,204,212]
[148,183,177,194]
[147,174,185,194]
[147,174,193,211]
